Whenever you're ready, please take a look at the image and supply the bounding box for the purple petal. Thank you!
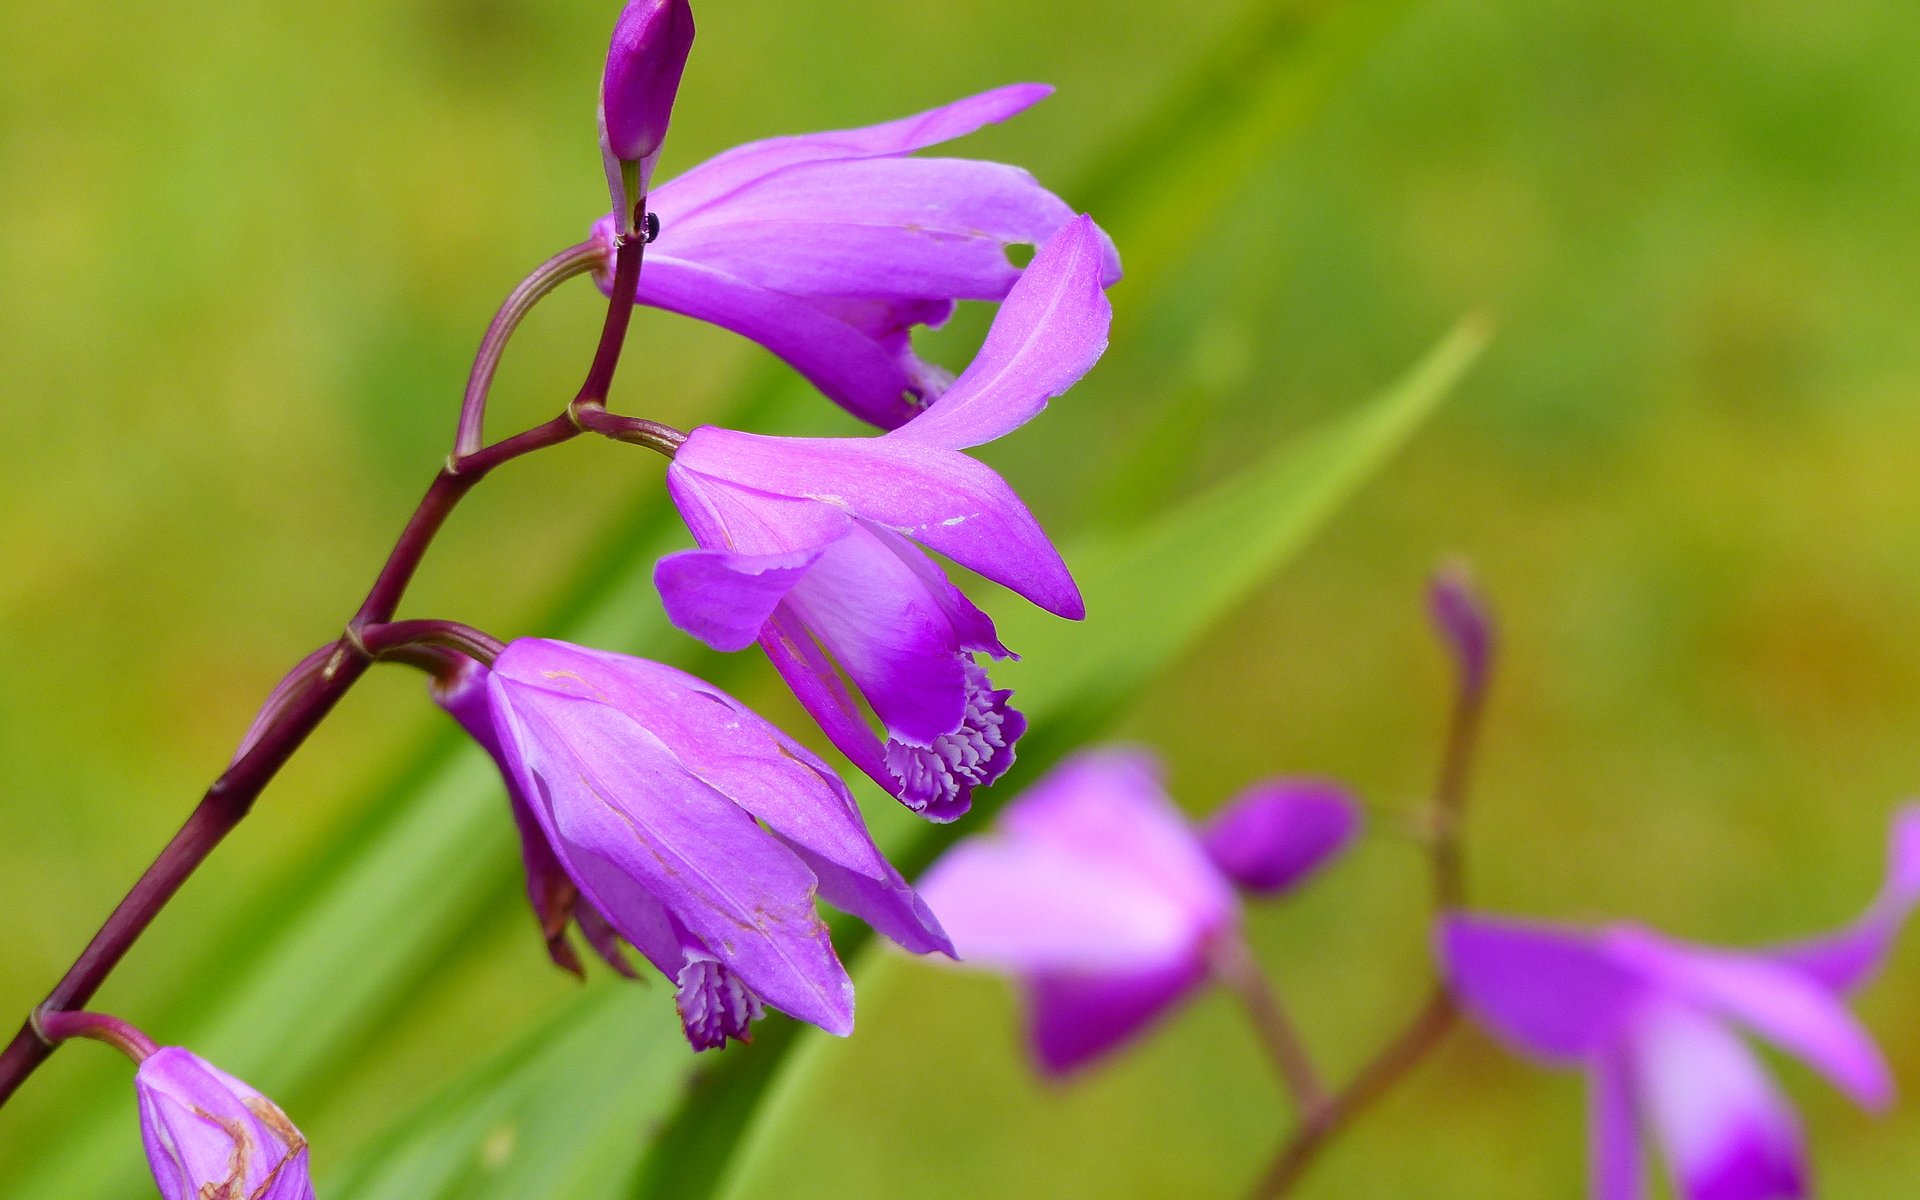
[659,157,1090,303]
[651,84,1054,219]
[1773,802,1920,993]
[758,609,896,797]
[1023,955,1211,1076]
[883,660,1024,822]
[999,748,1236,929]
[1629,1002,1807,1200]
[777,831,953,957]
[136,1048,310,1200]
[888,216,1116,451]
[1200,777,1360,896]
[488,662,853,1035]
[675,953,765,1050]
[1591,1050,1648,1200]
[1438,915,1650,1063]
[636,255,930,429]
[921,835,1209,972]
[654,545,821,652]
[1604,927,1893,1110]
[782,523,972,745]
[676,428,1083,619]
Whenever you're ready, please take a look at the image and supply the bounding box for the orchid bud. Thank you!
[1428,560,1495,697]
[599,0,695,229]
[136,1048,312,1200]
[1200,777,1360,896]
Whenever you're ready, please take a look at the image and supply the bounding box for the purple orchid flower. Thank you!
[593,82,1122,428]
[917,748,1360,1074]
[1441,805,1920,1200]
[652,216,1112,822]
[599,0,695,225]
[136,1047,312,1200]
[434,639,951,1051]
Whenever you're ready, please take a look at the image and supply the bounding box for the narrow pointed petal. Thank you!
[1591,1051,1648,1200]
[654,545,822,652]
[653,84,1055,219]
[1438,915,1650,1062]
[1631,1003,1807,1200]
[889,215,1116,451]
[1773,803,1920,993]
[490,679,853,1034]
[1024,956,1212,1076]
[660,158,1095,303]
[677,428,1082,618]
[776,831,953,956]
[1200,777,1360,896]
[1605,928,1893,1110]
[636,255,929,428]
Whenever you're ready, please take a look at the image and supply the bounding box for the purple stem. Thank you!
[35,1010,159,1064]
[455,239,609,458]
[0,220,651,1112]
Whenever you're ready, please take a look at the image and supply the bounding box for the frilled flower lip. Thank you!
[604,84,1122,428]
[1440,804,1920,1200]
[136,1048,312,1200]
[917,748,1357,1074]
[437,640,951,1047]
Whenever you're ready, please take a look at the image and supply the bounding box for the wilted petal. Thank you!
[676,428,1082,619]
[1630,1002,1806,1200]
[653,83,1055,222]
[1200,777,1360,896]
[1024,956,1212,1076]
[1773,803,1920,993]
[1591,1049,1647,1200]
[1438,915,1650,1063]
[1606,927,1892,1110]
[136,1048,311,1200]
[889,215,1116,452]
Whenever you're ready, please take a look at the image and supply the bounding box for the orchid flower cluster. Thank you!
[923,568,1920,1199]
[0,3,1122,1195]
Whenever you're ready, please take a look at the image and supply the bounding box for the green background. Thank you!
[4,0,1920,1195]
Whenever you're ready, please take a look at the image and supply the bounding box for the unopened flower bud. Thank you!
[599,0,695,227]
[136,1048,312,1200]
[1428,560,1495,697]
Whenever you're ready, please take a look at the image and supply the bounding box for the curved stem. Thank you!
[362,618,507,666]
[572,400,685,457]
[34,1010,158,1064]
[0,221,653,1113]
[455,239,609,457]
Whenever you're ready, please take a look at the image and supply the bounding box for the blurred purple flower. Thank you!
[1441,805,1920,1200]
[918,748,1360,1074]
[654,217,1112,821]
[595,83,1122,428]
[436,639,950,1051]
[599,0,695,223]
[137,1047,312,1200]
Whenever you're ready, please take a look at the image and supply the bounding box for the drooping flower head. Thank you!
[599,0,696,227]
[1441,805,1920,1200]
[918,748,1360,1074]
[654,217,1113,821]
[596,84,1123,428]
[435,639,950,1050]
[136,1047,313,1200]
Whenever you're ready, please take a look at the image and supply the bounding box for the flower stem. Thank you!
[0,221,652,1113]
[454,239,609,458]
[34,1010,159,1064]
[1210,935,1329,1119]
[1247,576,1496,1197]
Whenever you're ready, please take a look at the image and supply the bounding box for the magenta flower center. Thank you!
[674,954,764,1050]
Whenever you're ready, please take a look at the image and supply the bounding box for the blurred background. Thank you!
[5,0,1920,1195]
